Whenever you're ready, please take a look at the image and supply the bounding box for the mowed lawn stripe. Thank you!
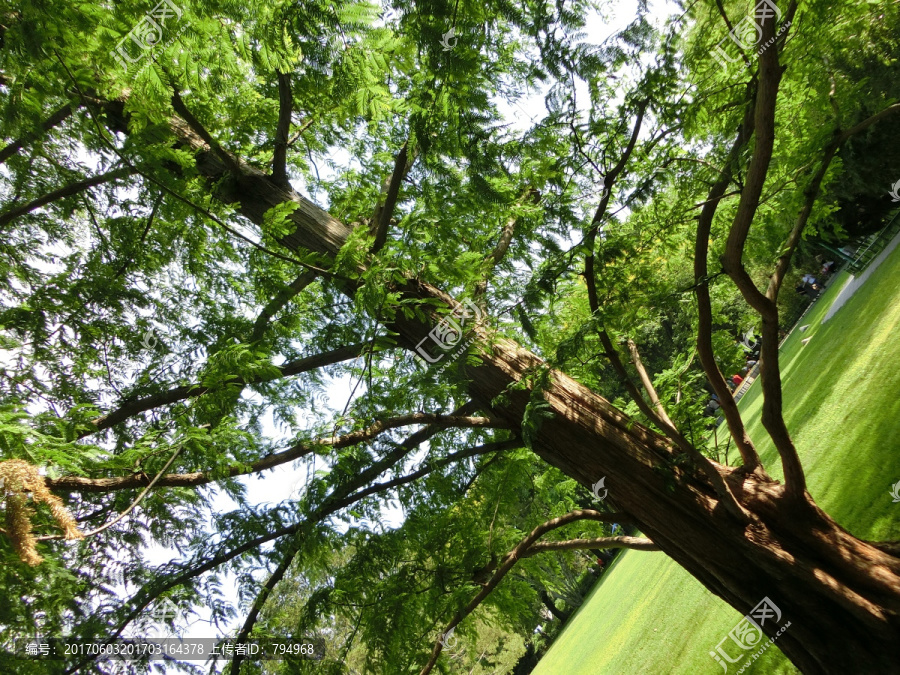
[534,246,900,675]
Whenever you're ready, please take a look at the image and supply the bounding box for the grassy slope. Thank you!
[534,249,900,675]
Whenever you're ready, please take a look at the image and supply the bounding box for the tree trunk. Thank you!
[540,590,572,624]
[453,331,900,673]
[169,122,900,674]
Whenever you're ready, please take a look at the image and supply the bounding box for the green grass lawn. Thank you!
[533,249,900,675]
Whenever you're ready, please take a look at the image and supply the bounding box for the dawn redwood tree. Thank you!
[1,0,900,673]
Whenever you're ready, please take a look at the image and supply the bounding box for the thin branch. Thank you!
[419,510,638,675]
[80,343,370,437]
[0,166,138,228]
[227,438,520,675]
[36,446,184,541]
[54,54,334,276]
[625,338,675,430]
[767,102,900,300]
[170,89,242,175]
[114,192,163,278]
[49,414,511,493]
[249,270,318,342]
[228,533,299,675]
[0,102,74,165]
[518,535,659,557]
[64,436,508,674]
[596,329,748,521]
[474,187,539,301]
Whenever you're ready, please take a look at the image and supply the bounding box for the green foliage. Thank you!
[1,0,898,672]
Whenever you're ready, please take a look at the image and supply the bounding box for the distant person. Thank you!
[820,260,836,277]
[732,374,743,386]
[801,273,817,285]
[796,281,819,300]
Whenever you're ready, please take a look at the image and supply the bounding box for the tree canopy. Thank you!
[2,0,900,673]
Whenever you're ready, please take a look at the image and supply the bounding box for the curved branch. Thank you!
[693,87,762,473]
[250,270,318,342]
[49,414,510,493]
[37,445,184,541]
[419,510,640,675]
[717,16,807,498]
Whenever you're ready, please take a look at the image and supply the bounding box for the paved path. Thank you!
[823,226,900,323]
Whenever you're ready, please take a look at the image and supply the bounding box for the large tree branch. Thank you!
[370,140,415,253]
[717,11,807,498]
[419,510,642,675]
[49,413,510,493]
[0,166,137,228]
[0,102,74,165]
[83,343,371,437]
[693,87,763,473]
[271,71,293,188]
